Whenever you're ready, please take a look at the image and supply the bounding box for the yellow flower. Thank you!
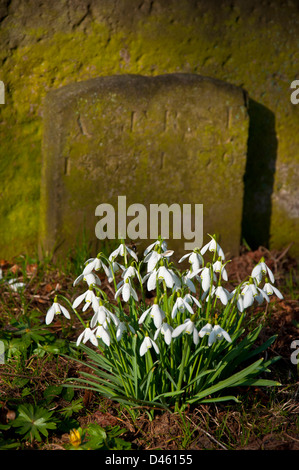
[69,428,81,448]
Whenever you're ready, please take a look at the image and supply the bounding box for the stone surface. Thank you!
[39,73,249,258]
[1,0,299,259]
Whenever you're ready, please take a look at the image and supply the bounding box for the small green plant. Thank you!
[11,404,57,442]
[45,235,283,418]
[66,423,132,450]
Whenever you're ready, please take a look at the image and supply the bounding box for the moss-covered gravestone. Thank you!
[39,74,249,258]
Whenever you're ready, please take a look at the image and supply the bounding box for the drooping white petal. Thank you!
[151,304,165,328]
[145,251,161,272]
[243,288,254,309]
[116,322,126,341]
[126,245,138,261]
[172,321,189,338]
[178,252,192,263]
[193,326,199,345]
[114,285,123,299]
[215,286,229,305]
[161,323,173,345]
[185,294,201,309]
[144,241,158,256]
[208,328,217,346]
[45,304,55,325]
[139,336,151,356]
[182,274,196,293]
[95,325,110,346]
[251,264,262,279]
[157,266,174,288]
[147,269,157,291]
[73,273,84,286]
[72,292,86,309]
[122,283,131,302]
[151,337,160,354]
[130,285,138,301]
[83,259,96,275]
[76,330,85,346]
[138,307,151,324]
[272,285,283,299]
[201,268,211,292]
[109,246,121,261]
[60,305,71,319]
[200,242,210,257]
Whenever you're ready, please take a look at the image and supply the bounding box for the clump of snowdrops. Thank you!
[45,235,283,415]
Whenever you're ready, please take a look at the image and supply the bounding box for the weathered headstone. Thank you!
[39,74,249,259]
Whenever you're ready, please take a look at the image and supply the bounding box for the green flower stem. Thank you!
[107,325,135,398]
[106,257,123,310]
[58,294,87,329]
[175,336,191,411]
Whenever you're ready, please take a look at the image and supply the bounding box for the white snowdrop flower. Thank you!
[157,265,178,288]
[263,282,283,300]
[115,279,138,302]
[109,243,138,262]
[139,336,160,356]
[144,249,174,273]
[241,284,256,309]
[45,299,71,325]
[251,261,275,285]
[215,286,230,305]
[167,268,182,290]
[178,250,203,273]
[143,239,168,256]
[94,324,111,347]
[122,265,142,283]
[208,325,231,346]
[205,285,231,305]
[143,268,157,291]
[76,327,98,347]
[72,287,97,312]
[191,264,218,291]
[83,256,111,277]
[241,282,270,309]
[181,272,196,293]
[73,272,102,287]
[154,322,173,345]
[107,260,125,283]
[199,323,231,346]
[213,260,228,281]
[198,322,213,338]
[231,289,245,312]
[200,236,225,261]
[195,267,215,292]
[184,293,201,309]
[138,303,166,329]
[144,250,161,273]
[144,265,180,291]
[172,318,199,345]
[7,279,26,292]
[171,295,196,319]
[90,304,119,328]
